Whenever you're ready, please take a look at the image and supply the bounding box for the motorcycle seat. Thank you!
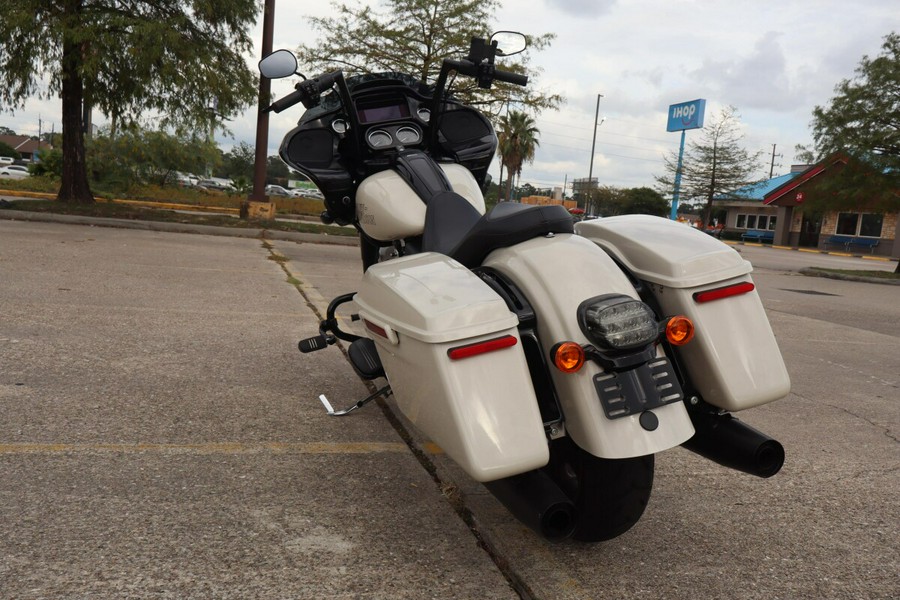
[423,192,575,268]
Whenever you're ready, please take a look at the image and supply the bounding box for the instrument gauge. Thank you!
[395,127,421,145]
[367,130,393,149]
[331,119,349,134]
[416,107,431,123]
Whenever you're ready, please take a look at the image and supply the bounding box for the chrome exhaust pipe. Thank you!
[682,411,785,478]
[484,469,577,542]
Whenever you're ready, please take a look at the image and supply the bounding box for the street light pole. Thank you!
[587,93,603,215]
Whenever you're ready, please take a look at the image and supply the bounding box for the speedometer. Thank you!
[367,130,392,148]
[395,127,421,145]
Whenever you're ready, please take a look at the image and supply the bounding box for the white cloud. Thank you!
[5,0,899,192]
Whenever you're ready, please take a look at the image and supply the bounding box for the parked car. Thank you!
[0,157,14,165]
[265,184,292,197]
[0,165,29,180]
[173,172,201,187]
[295,188,324,199]
[196,177,234,192]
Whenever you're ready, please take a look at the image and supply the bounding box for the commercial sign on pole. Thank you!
[666,98,706,132]
[667,98,706,220]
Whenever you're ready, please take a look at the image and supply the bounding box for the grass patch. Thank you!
[807,267,899,280]
[0,198,357,237]
[0,178,325,215]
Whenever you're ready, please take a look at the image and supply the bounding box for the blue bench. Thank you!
[824,235,854,250]
[825,235,880,253]
[849,238,880,253]
[741,230,774,243]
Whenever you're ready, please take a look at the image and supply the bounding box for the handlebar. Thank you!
[441,59,528,89]
[267,70,343,113]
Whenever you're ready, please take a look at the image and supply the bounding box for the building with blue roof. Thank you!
[712,168,804,236]
[714,153,898,259]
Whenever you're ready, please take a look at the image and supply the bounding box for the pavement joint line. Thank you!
[0,442,413,455]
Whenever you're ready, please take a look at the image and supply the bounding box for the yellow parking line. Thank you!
[861,255,891,262]
[0,442,413,455]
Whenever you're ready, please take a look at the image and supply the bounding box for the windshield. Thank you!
[300,72,435,122]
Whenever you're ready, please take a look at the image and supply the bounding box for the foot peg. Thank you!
[319,385,392,416]
[298,334,334,353]
[348,338,385,380]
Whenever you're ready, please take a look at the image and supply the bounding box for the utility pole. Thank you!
[587,94,603,215]
[769,143,783,178]
[246,0,277,219]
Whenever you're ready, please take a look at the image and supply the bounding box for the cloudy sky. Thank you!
[4,0,898,193]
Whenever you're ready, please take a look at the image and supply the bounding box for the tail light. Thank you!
[577,295,658,352]
[447,335,517,360]
[693,282,755,303]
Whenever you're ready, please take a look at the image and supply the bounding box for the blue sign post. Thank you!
[667,99,706,220]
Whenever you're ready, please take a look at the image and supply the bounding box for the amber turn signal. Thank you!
[552,342,585,373]
[665,316,694,346]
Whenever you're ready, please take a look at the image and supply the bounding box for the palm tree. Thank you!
[497,110,540,201]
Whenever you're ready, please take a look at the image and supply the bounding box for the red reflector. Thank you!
[693,282,755,303]
[447,335,517,360]
[364,319,387,338]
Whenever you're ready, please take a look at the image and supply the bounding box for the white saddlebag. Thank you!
[577,215,790,411]
[353,252,548,482]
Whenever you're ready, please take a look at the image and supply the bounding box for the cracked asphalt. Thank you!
[1,218,897,599]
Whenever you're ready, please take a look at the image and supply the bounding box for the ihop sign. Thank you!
[666,98,706,132]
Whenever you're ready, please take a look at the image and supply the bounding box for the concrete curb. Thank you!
[723,239,897,262]
[0,208,359,246]
[798,267,900,286]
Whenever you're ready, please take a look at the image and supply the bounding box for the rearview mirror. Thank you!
[259,49,298,79]
[491,31,527,57]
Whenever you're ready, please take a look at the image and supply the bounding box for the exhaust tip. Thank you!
[755,440,785,478]
[541,501,578,542]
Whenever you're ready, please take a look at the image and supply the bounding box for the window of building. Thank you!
[735,213,776,230]
[859,213,884,237]
[836,212,883,237]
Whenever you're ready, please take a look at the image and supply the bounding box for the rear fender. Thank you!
[482,234,695,459]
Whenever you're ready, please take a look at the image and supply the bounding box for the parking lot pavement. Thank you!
[3,218,898,600]
[0,221,517,599]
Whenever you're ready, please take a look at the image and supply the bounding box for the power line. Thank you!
[537,118,674,144]
[539,140,666,163]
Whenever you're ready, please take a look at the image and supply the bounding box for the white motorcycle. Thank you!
[260,33,790,542]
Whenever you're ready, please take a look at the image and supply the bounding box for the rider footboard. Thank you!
[577,216,790,411]
[353,252,548,482]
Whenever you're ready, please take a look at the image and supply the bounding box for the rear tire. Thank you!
[544,436,655,542]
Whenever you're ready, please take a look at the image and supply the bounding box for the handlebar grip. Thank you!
[494,69,528,86]
[269,88,306,113]
[313,70,341,93]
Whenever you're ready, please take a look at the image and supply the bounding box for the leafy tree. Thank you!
[589,185,625,216]
[0,0,259,204]
[296,0,561,118]
[497,110,539,201]
[805,32,900,213]
[0,141,20,160]
[267,155,291,183]
[0,126,17,135]
[218,142,256,181]
[589,186,667,217]
[656,105,763,226]
[31,148,64,178]
[621,187,669,217]
[88,126,218,190]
